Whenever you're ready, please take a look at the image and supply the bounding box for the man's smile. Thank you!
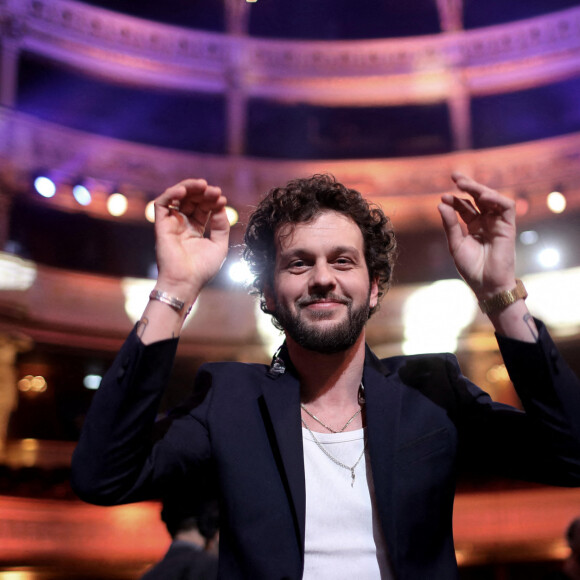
[297,294,351,309]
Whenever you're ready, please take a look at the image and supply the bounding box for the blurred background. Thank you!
[1,0,580,578]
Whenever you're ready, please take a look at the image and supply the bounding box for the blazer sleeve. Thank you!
[70,326,205,506]
[454,320,580,486]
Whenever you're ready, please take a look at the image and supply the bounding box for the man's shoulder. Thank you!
[196,360,275,388]
[372,349,458,374]
[200,360,269,374]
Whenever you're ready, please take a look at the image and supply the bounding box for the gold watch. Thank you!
[478,279,528,316]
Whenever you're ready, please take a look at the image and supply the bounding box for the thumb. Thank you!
[208,206,231,246]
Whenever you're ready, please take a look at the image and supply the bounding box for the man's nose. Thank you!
[309,262,336,291]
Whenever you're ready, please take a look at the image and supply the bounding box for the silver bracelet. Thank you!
[149,290,192,315]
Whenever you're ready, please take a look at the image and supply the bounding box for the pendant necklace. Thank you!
[301,418,367,487]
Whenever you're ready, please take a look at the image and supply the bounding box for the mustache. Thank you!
[296,293,351,307]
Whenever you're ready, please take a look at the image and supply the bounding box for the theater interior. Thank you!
[1,0,580,578]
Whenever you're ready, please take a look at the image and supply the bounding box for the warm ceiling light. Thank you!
[145,200,156,223]
[225,206,239,226]
[107,192,128,216]
[17,375,47,393]
[547,191,566,213]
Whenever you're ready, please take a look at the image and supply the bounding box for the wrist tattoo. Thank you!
[523,313,539,342]
[136,316,149,338]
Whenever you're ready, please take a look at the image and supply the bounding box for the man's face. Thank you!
[265,211,379,354]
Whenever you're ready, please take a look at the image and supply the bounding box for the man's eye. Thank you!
[289,260,306,268]
[335,258,352,266]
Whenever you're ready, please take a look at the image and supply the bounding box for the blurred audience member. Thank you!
[141,498,219,580]
[562,517,580,579]
[546,517,580,580]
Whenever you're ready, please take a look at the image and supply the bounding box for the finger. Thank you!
[180,188,226,240]
[451,172,495,200]
[442,194,481,225]
[153,179,209,222]
[473,191,515,217]
[155,179,208,208]
[438,201,466,251]
[181,185,224,218]
[207,202,231,246]
[451,173,515,217]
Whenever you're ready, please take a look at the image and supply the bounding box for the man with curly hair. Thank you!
[72,173,580,579]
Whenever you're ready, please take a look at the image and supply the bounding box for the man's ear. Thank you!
[369,276,379,310]
[263,284,276,312]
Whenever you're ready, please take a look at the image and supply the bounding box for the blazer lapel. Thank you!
[363,345,401,571]
[259,358,306,558]
[257,344,402,567]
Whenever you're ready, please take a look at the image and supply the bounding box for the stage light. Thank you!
[226,206,239,226]
[73,184,92,206]
[524,268,580,331]
[107,192,128,216]
[83,374,102,390]
[537,247,561,269]
[403,279,477,354]
[519,230,538,245]
[145,200,156,223]
[17,375,47,393]
[547,191,566,214]
[34,176,56,198]
[228,260,253,285]
[0,252,37,290]
[486,364,510,384]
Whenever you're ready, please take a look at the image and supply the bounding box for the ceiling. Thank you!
[78,0,580,38]
[15,0,580,160]
[4,0,580,284]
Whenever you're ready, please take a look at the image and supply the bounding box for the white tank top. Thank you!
[301,427,394,579]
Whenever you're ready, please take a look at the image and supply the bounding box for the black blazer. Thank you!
[72,321,580,579]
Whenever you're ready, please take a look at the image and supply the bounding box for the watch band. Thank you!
[478,279,528,316]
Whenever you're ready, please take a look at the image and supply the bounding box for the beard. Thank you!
[273,292,371,354]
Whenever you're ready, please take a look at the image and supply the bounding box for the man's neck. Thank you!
[286,331,367,408]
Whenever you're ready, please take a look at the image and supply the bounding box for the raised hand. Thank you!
[153,178,230,303]
[438,172,517,300]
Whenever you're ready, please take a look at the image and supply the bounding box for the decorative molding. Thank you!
[1,108,579,232]
[1,0,579,104]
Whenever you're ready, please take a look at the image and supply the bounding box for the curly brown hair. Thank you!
[243,174,397,318]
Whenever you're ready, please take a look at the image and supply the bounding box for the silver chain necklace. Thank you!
[301,418,367,487]
[300,383,366,434]
[300,404,362,433]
